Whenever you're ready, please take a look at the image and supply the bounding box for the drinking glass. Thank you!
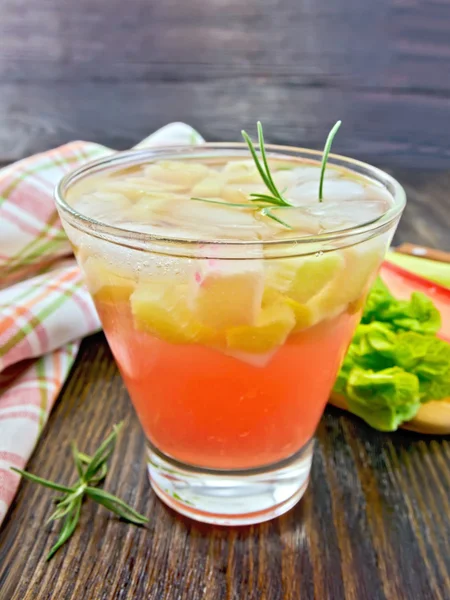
[55,144,405,525]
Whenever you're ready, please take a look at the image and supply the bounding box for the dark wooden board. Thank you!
[1,165,450,598]
[2,0,450,597]
[1,328,449,600]
[1,0,450,167]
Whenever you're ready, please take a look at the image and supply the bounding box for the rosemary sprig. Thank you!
[241,122,293,208]
[11,422,148,561]
[259,206,292,229]
[319,120,342,201]
[191,122,294,229]
[191,120,342,228]
[192,196,293,229]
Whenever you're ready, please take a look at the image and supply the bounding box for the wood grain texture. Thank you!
[1,0,450,166]
[1,0,450,597]
[1,332,450,600]
[1,166,449,599]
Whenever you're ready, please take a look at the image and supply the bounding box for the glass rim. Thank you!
[54,142,406,258]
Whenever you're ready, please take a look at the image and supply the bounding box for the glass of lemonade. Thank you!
[55,141,405,525]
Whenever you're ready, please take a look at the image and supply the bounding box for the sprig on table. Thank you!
[191,120,342,229]
[11,422,148,561]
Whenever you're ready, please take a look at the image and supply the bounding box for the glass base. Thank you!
[147,439,314,525]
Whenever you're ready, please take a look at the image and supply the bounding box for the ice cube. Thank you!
[221,183,267,204]
[77,236,141,273]
[146,161,211,187]
[221,160,261,184]
[191,177,224,198]
[287,178,364,206]
[126,193,184,222]
[272,165,326,190]
[78,234,189,286]
[81,255,137,301]
[269,207,321,234]
[101,177,186,195]
[71,192,132,222]
[306,198,387,231]
[167,200,268,240]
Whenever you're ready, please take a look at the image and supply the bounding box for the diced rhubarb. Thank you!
[188,258,264,329]
[262,288,317,332]
[226,302,296,353]
[267,252,344,304]
[313,238,386,316]
[81,256,136,303]
[131,282,221,345]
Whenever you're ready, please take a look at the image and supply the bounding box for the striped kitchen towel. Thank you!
[0,123,203,525]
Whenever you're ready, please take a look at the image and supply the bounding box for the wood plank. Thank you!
[1,0,450,93]
[1,82,450,167]
[1,332,449,599]
[0,166,449,599]
[1,0,450,165]
[1,0,450,595]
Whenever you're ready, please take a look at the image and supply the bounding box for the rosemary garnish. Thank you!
[11,422,148,561]
[259,206,292,229]
[241,122,293,208]
[319,120,342,201]
[191,120,342,228]
[191,197,260,209]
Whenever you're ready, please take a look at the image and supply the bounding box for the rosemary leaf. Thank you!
[249,193,286,206]
[241,130,275,196]
[46,501,77,525]
[72,442,85,480]
[257,122,284,202]
[260,207,293,229]
[76,451,107,484]
[83,422,123,481]
[12,422,147,561]
[319,120,342,201]
[88,463,108,486]
[55,485,87,508]
[85,487,148,525]
[191,197,254,208]
[11,468,73,494]
[46,498,82,561]
[241,126,291,206]
[78,452,92,464]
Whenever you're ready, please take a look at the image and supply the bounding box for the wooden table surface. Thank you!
[1,0,450,598]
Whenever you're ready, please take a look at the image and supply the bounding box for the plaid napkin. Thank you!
[0,123,203,525]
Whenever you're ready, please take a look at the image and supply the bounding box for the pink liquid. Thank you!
[98,300,361,470]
